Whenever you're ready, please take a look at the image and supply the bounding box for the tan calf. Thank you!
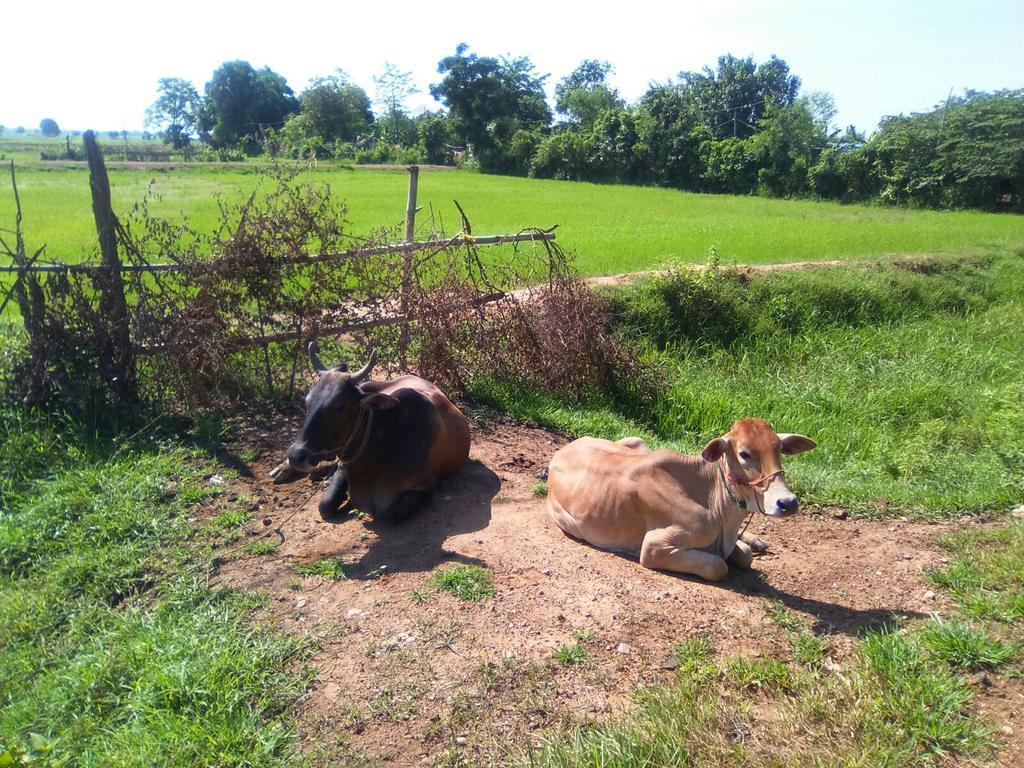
[545,419,816,580]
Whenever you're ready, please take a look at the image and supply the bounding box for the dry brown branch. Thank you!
[3,158,633,411]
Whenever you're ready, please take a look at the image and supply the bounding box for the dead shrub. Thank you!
[3,165,651,412]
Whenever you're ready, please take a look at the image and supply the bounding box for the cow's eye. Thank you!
[739,450,751,461]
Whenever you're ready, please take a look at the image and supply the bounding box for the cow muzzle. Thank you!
[286,443,316,473]
[762,476,799,516]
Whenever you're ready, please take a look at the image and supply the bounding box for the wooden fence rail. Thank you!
[0,231,557,275]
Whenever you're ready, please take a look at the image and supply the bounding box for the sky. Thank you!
[1,0,1021,136]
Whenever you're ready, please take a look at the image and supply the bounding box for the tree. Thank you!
[374,62,418,144]
[430,43,551,174]
[747,97,829,196]
[39,118,60,137]
[633,83,705,189]
[415,112,455,164]
[861,89,1024,210]
[555,59,623,128]
[681,54,800,139]
[145,77,201,149]
[300,72,373,144]
[199,61,299,152]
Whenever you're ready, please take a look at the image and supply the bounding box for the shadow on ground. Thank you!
[730,568,930,636]
[316,459,500,579]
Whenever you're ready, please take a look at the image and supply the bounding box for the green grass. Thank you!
[553,643,589,666]
[430,564,495,601]
[294,557,349,581]
[0,412,315,765]
[791,632,830,667]
[929,521,1024,623]
[919,621,1017,670]
[481,254,1024,517]
[528,627,991,767]
[2,157,1023,275]
[246,539,278,555]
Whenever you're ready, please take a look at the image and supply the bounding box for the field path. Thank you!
[211,411,987,765]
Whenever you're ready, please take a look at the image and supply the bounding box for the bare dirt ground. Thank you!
[202,409,1024,766]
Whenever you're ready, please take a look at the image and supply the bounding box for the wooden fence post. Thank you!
[83,130,137,401]
[398,166,419,369]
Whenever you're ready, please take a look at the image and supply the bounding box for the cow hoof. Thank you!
[318,498,352,520]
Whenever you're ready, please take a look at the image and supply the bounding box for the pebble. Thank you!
[617,642,631,655]
[455,737,467,745]
[346,608,365,619]
[831,509,848,520]
[262,517,273,526]
[1012,504,1024,519]
[660,657,679,670]
[207,474,225,486]
[923,590,936,601]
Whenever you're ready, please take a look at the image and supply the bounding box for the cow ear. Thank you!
[779,433,816,455]
[360,392,400,411]
[701,437,729,463]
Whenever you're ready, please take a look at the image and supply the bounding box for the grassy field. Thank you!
[2,146,1024,764]
[1,155,1022,275]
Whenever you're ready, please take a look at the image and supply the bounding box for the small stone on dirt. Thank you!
[346,608,365,619]
[207,474,225,486]
[1012,504,1024,519]
[923,590,936,601]
[660,657,679,670]
[455,737,467,746]
[617,642,631,655]
[262,517,272,526]
[534,468,548,481]
[831,509,848,520]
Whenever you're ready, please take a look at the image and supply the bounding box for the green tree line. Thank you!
[145,49,1024,212]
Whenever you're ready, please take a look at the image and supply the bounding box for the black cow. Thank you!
[287,344,471,521]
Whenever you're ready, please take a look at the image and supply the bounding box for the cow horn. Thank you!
[350,348,377,383]
[308,340,327,373]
